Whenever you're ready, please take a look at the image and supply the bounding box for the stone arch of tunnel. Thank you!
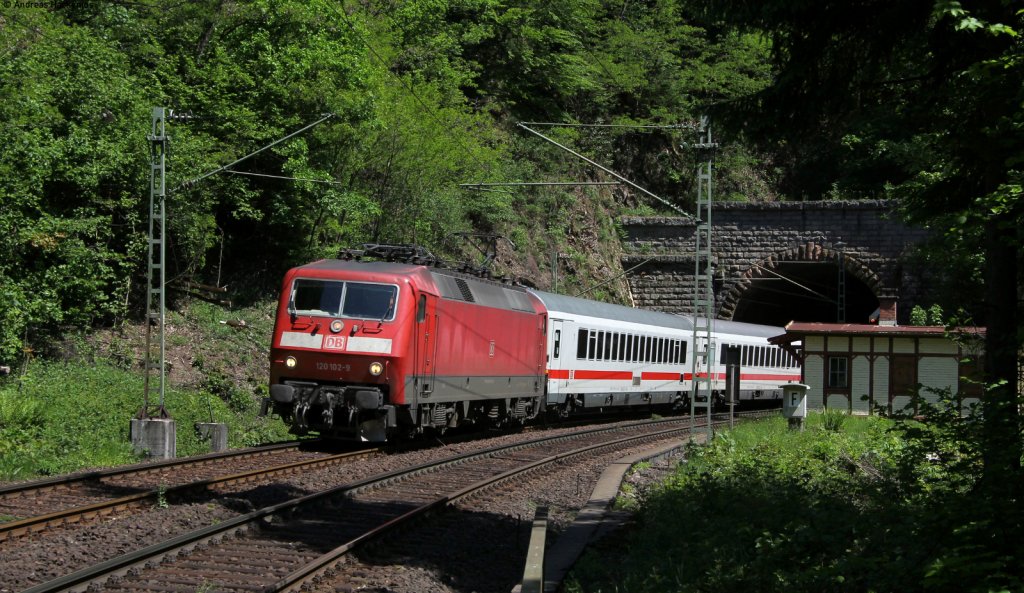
[720,243,883,326]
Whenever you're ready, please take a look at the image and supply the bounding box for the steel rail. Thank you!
[23,411,777,593]
[0,440,312,499]
[273,422,713,592]
[0,447,376,542]
[20,418,688,593]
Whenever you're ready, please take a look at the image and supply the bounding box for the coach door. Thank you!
[547,319,568,395]
[414,293,438,399]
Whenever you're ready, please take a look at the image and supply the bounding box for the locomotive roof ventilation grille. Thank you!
[456,278,476,302]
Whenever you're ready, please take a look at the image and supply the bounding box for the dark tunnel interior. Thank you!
[729,262,879,327]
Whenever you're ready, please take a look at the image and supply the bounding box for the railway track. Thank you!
[21,413,771,593]
[0,440,380,542]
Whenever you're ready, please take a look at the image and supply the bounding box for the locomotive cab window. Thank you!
[291,279,399,321]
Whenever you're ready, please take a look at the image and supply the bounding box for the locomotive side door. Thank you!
[413,292,438,400]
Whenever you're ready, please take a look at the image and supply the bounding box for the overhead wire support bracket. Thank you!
[138,110,337,423]
[225,170,346,185]
[520,121,703,130]
[175,112,336,193]
[460,181,622,188]
[515,122,692,218]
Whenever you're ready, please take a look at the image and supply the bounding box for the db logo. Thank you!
[324,336,346,350]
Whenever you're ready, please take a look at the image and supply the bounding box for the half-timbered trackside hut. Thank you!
[770,323,984,415]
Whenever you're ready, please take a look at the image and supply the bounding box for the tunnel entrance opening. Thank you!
[730,261,879,326]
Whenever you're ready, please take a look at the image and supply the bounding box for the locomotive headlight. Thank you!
[285,356,298,369]
[369,361,384,376]
[329,319,345,333]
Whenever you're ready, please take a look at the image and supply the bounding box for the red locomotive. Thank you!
[267,259,547,441]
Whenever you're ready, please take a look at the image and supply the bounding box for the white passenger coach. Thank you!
[529,290,801,411]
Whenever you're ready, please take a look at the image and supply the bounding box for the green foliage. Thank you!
[0,355,292,481]
[693,0,1023,526]
[568,404,1023,593]
[0,0,778,363]
[917,303,933,327]
[911,304,948,327]
[820,408,847,432]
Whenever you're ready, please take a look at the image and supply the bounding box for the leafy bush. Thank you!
[566,410,1023,593]
[820,408,847,432]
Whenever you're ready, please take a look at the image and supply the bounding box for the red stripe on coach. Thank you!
[640,372,682,381]
[573,370,634,380]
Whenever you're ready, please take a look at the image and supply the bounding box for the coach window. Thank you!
[613,333,621,361]
[553,329,561,359]
[828,356,849,390]
[588,331,597,360]
[577,329,587,360]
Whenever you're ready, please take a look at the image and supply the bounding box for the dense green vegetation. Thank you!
[568,407,1021,593]
[0,0,773,363]
[0,298,292,480]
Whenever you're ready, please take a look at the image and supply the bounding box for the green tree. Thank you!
[0,6,149,361]
[688,0,1023,580]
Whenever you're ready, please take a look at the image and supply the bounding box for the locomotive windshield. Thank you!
[290,279,398,321]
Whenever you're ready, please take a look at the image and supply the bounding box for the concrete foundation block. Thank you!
[195,422,228,452]
[130,418,176,459]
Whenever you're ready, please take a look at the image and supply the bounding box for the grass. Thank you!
[0,298,293,482]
